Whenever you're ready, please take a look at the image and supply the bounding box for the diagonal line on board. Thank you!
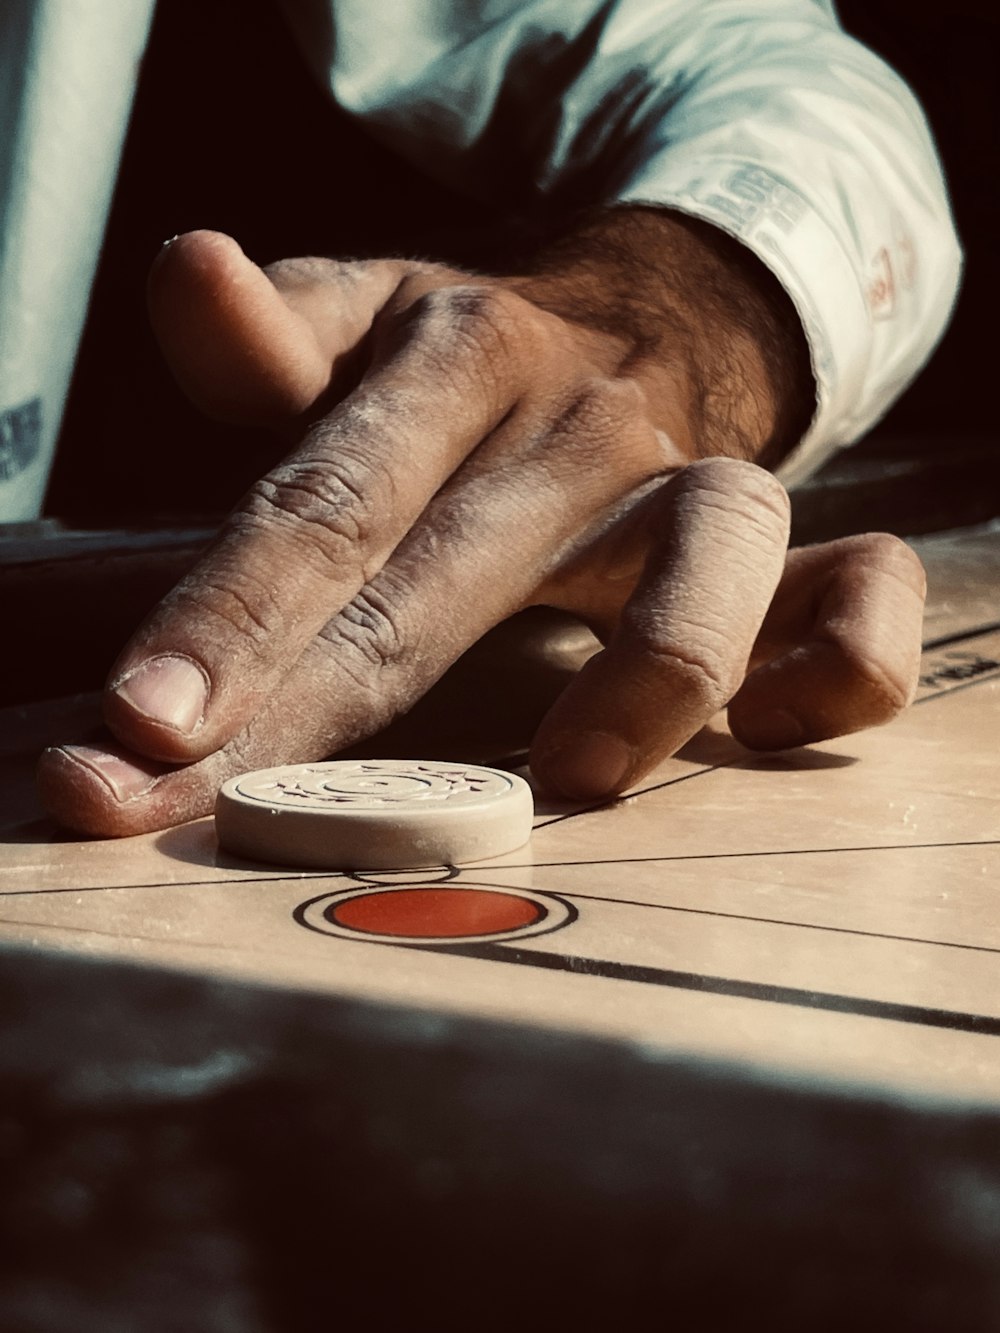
[914,668,1000,705]
[0,870,346,898]
[532,764,725,829]
[547,887,1000,956]
[508,837,999,869]
[921,620,1000,652]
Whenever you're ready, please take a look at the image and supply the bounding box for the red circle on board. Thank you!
[327,887,544,939]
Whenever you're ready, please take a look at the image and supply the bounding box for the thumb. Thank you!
[147,230,405,426]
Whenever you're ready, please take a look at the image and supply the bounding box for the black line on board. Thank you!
[0,871,348,898]
[3,838,996,900]
[462,876,1000,955]
[552,887,1000,957]
[444,942,1000,1036]
[532,764,724,829]
[0,916,238,950]
[921,620,1000,652]
[491,836,1000,874]
[915,670,1000,706]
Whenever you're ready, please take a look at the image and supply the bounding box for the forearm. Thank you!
[293,0,960,480]
[606,5,961,476]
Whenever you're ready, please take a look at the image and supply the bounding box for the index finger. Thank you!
[105,283,558,763]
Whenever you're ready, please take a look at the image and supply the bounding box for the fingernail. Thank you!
[111,655,209,735]
[53,745,162,802]
[741,709,804,751]
[539,731,633,801]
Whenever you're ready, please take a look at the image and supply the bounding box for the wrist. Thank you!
[505,206,815,468]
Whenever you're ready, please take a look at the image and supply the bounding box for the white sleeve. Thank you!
[280,0,962,483]
[594,2,963,483]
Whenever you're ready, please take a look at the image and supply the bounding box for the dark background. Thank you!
[837,0,994,446]
[45,0,997,522]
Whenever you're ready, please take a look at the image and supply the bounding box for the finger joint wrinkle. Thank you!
[333,588,410,673]
[243,467,380,565]
[623,625,739,707]
[181,578,276,647]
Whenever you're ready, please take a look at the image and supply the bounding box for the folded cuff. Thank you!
[618,157,876,487]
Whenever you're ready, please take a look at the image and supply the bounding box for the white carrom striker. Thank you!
[215,759,534,870]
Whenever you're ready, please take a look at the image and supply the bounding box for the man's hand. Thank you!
[38,210,926,835]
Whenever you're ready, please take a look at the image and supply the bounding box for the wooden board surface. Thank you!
[2,524,998,1106]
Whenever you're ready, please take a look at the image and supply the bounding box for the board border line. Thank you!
[440,941,1000,1037]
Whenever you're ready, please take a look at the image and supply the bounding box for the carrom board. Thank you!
[1,523,998,1107]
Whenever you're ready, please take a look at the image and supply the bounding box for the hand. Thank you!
[38,211,926,835]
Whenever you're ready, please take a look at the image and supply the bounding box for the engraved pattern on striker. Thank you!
[234,760,513,810]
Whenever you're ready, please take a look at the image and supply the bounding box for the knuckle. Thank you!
[324,579,412,677]
[684,456,790,515]
[814,533,925,718]
[625,612,740,711]
[843,531,927,596]
[161,566,282,656]
[547,377,649,471]
[413,284,513,342]
[854,665,914,718]
[662,647,738,712]
[240,454,388,568]
[824,627,917,717]
[404,283,540,377]
[262,255,335,289]
[678,457,791,550]
[190,576,276,649]
[558,377,639,435]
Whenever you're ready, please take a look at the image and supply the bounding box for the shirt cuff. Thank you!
[618,157,880,487]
